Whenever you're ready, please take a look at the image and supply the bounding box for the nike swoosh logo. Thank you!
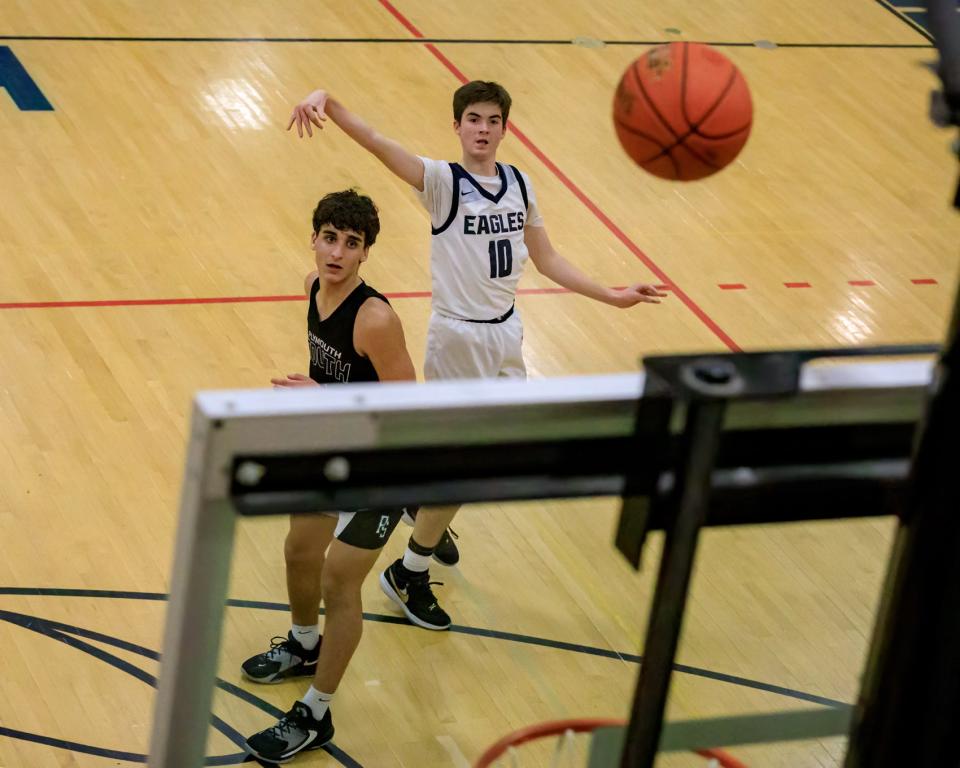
[288,731,318,755]
[396,583,409,603]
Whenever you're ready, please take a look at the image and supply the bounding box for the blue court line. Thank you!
[0,45,53,110]
[874,0,937,41]
[0,587,851,710]
[0,608,362,767]
[885,0,960,36]
[0,35,934,48]
[447,624,849,709]
[0,726,251,766]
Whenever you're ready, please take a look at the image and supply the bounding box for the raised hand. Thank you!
[287,90,329,138]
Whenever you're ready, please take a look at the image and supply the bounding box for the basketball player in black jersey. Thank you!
[242,190,430,764]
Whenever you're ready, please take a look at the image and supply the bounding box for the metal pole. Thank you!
[621,398,726,767]
[148,405,238,768]
[148,498,237,768]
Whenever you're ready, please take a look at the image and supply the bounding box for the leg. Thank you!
[411,505,459,549]
[405,504,461,566]
[312,539,382,693]
[380,506,455,631]
[286,513,336,626]
[241,514,335,685]
[382,313,505,629]
[245,511,402,763]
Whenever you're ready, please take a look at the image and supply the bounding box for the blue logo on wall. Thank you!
[0,46,53,111]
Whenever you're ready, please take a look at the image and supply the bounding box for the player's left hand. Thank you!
[609,284,668,307]
[271,373,321,388]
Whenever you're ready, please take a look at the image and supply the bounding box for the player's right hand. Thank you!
[287,90,329,137]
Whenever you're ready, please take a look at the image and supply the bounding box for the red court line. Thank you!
[379,290,432,299]
[375,0,741,353]
[0,278,942,310]
[0,286,615,310]
[0,295,305,310]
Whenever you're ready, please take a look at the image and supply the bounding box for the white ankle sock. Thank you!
[402,548,431,572]
[291,623,320,651]
[300,686,333,719]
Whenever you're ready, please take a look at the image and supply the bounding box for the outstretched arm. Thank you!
[525,225,666,308]
[288,89,425,191]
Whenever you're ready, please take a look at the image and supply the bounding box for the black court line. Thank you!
[0,587,852,711]
[0,34,934,48]
[0,608,362,767]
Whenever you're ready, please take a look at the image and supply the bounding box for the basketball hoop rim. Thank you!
[473,717,749,768]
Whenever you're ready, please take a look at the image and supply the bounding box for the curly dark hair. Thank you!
[452,81,512,126]
[312,189,381,247]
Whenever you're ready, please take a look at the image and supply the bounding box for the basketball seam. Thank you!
[631,53,682,140]
[662,147,680,179]
[680,42,692,132]
[672,49,744,172]
[613,117,669,152]
[674,142,721,172]
[614,117,680,175]
[672,42,719,172]
[642,128,721,170]
[674,139,723,170]
[696,120,752,140]
[686,63,738,136]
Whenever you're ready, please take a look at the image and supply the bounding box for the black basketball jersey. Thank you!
[307,279,388,384]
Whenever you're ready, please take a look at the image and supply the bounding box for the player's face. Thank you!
[312,225,368,283]
[455,102,506,161]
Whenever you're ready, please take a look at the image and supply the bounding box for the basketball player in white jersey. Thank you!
[288,80,665,631]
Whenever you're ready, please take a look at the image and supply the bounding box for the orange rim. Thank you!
[474,718,747,767]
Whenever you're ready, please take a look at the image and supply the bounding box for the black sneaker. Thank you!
[379,558,451,631]
[241,632,321,684]
[245,701,333,764]
[401,508,460,566]
[433,526,460,566]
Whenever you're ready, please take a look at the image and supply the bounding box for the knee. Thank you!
[320,563,364,608]
[284,532,324,569]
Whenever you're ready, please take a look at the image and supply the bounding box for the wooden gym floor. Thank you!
[1,1,958,765]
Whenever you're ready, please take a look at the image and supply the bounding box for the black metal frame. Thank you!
[228,344,935,767]
[842,3,960,764]
[607,346,931,766]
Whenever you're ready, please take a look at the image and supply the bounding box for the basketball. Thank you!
[613,42,753,181]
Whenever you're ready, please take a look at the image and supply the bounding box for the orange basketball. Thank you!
[613,42,753,181]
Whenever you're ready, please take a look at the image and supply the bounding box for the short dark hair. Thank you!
[312,189,380,247]
[453,81,512,125]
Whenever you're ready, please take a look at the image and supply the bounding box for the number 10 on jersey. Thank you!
[488,239,513,279]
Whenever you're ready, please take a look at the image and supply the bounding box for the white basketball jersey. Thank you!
[417,156,543,321]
